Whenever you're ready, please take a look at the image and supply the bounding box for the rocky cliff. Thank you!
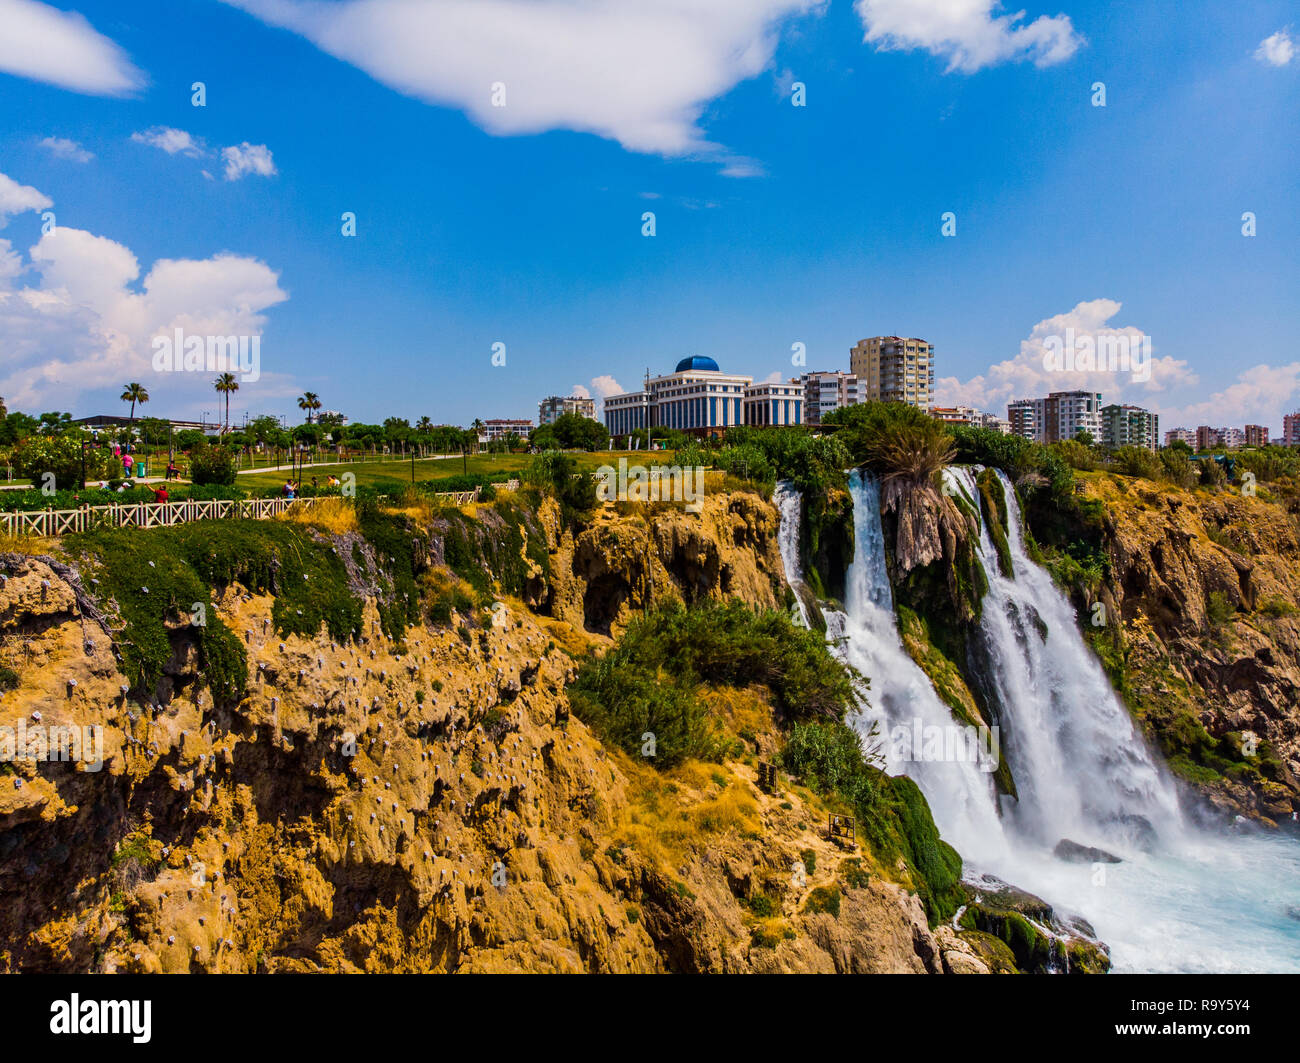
[1078,475,1300,823]
[0,487,988,974]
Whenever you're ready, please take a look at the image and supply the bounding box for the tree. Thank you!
[120,382,149,424]
[214,373,239,432]
[13,434,115,489]
[297,391,321,424]
[189,441,237,486]
[416,416,433,433]
[471,419,485,454]
[136,416,172,447]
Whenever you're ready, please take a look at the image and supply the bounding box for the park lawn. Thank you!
[235,451,651,491]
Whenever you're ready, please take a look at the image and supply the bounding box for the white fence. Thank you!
[0,479,522,538]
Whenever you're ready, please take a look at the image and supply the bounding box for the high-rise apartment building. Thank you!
[1101,404,1159,451]
[538,394,596,426]
[849,336,934,409]
[1007,399,1043,441]
[1008,392,1102,444]
[1244,424,1270,447]
[1165,427,1195,448]
[801,371,859,424]
[1283,411,1300,447]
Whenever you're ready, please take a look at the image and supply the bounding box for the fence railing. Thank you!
[0,479,522,538]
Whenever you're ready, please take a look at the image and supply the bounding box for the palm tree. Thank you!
[298,392,321,424]
[214,373,239,433]
[471,418,485,455]
[120,382,149,424]
[416,416,433,432]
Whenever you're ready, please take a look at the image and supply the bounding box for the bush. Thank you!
[1160,448,1198,489]
[189,444,237,486]
[569,600,857,768]
[12,434,116,490]
[1112,446,1162,480]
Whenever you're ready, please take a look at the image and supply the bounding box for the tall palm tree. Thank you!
[416,416,433,432]
[298,392,321,424]
[471,418,485,455]
[214,373,239,433]
[120,382,149,424]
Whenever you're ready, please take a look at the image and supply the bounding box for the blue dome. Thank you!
[674,355,720,373]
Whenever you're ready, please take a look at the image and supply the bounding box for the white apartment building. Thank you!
[801,371,859,424]
[1007,392,1102,443]
[1165,427,1196,448]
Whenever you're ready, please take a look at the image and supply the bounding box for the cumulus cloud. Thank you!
[854,0,1083,73]
[0,0,145,95]
[221,142,277,181]
[131,127,206,157]
[0,172,53,226]
[1255,29,1295,67]
[569,384,591,399]
[933,299,1197,414]
[1154,363,1300,433]
[38,136,94,163]
[219,0,821,159]
[589,375,625,398]
[0,170,288,409]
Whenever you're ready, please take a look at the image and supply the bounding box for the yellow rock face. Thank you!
[0,494,953,975]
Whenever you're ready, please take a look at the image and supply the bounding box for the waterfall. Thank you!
[772,482,811,628]
[948,465,1184,853]
[827,471,1013,866]
[774,467,1300,971]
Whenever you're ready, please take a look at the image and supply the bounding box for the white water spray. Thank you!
[776,467,1300,971]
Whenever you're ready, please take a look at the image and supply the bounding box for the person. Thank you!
[285,480,296,500]
[122,454,133,476]
[153,485,169,503]
[165,459,178,480]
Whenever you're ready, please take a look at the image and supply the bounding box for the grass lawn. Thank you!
[236,451,655,491]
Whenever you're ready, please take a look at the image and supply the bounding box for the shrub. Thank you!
[12,434,116,489]
[1112,446,1162,480]
[189,443,237,486]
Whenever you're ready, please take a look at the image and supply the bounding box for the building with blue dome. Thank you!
[603,355,803,439]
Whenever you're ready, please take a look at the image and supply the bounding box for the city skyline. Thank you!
[0,0,1296,432]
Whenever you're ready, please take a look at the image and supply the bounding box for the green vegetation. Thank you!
[779,719,963,922]
[824,402,954,486]
[803,885,841,918]
[569,600,856,768]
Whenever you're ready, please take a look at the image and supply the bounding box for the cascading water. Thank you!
[825,471,1012,867]
[773,483,811,628]
[780,467,1300,972]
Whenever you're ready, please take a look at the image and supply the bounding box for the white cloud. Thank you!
[0,0,144,95]
[220,0,821,159]
[588,375,628,415]
[0,172,53,227]
[854,0,1083,73]
[131,127,206,157]
[38,136,94,163]
[1153,364,1300,433]
[569,384,591,399]
[221,142,277,181]
[933,299,1197,413]
[1255,29,1295,67]
[0,170,288,410]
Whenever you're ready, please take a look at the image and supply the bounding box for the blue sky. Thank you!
[0,0,1296,431]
